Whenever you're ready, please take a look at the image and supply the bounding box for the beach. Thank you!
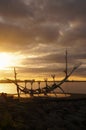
[0,93,86,130]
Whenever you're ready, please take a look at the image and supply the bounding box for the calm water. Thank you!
[0,82,86,94]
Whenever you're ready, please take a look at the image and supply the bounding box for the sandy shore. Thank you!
[0,93,86,130]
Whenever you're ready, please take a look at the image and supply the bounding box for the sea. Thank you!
[0,81,86,95]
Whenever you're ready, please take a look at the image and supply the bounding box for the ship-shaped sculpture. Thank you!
[7,50,81,99]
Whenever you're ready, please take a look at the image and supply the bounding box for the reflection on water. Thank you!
[14,93,70,98]
[0,82,86,94]
[0,83,16,94]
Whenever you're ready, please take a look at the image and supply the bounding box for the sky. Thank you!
[0,0,86,80]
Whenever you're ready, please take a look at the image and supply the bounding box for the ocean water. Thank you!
[0,82,86,94]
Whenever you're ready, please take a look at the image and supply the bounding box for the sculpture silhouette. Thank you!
[7,51,81,99]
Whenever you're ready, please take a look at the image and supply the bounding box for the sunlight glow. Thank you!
[0,53,22,70]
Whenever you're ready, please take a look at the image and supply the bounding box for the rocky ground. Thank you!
[0,94,86,130]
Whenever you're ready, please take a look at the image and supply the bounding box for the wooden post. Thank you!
[38,81,41,95]
[44,78,48,87]
[14,68,20,100]
[38,81,41,89]
[25,80,27,88]
[51,74,55,84]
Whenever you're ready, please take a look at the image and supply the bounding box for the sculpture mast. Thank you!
[65,50,68,77]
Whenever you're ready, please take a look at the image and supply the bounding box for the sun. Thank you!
[0,53,22,70]
[0,53,13,69]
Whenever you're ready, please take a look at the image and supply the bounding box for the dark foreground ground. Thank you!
[0,94,86,130]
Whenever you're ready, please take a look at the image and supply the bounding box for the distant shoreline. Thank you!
[0,80,86,83]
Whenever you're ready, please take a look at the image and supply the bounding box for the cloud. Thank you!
[0,0,33,18]
[44,0,86,22]
[0,0,86,51]
[59,24,86,46]
[0,0,86,78]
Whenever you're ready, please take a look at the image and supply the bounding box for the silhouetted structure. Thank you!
[7,51,81,99]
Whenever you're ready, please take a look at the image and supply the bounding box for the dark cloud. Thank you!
[59,24,86,46]
[35,23,60,43]
[44,0,86,22]
[22,53,65,65]
[0,0,33,18]
[73,67,86,77]
[0,0,86,51]
[0,22,60,52]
